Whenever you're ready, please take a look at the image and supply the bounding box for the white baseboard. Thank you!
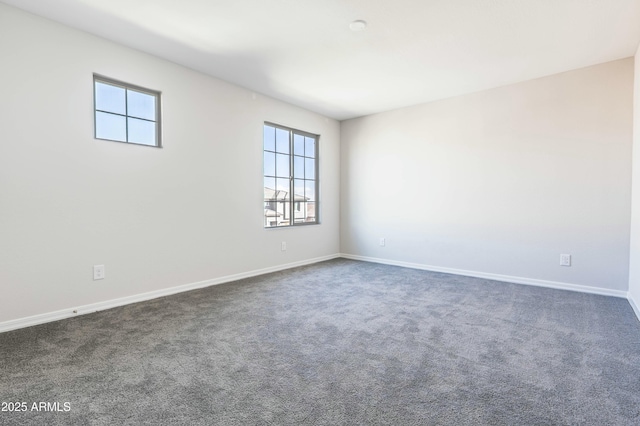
[0,254,340,334]
[340,253,628,299]
[2,253,633,334]
[628,293,640,322]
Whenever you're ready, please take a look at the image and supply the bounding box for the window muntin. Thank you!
[264,123,319,228]
[94,75,161,147]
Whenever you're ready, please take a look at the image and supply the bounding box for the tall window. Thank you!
[93,75,161,147]
[263,123,319,228]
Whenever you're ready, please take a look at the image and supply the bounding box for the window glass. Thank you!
[276,128,289,154]
[305,158,315,179]
[95,82,126,115]
[264,125,276,152]
[127,118,156,145]
[276,154,290,178]
[94,76,161,147]
[294,134,305,155]
[294,156,304,179]
[305,137,315,158]
[127,90,156,120]
[95,111,126,142]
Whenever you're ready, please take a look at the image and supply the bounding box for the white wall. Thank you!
[0,4,340,325]
[629,45,640,315]
[341,59,633,293]
[1,2,636,328]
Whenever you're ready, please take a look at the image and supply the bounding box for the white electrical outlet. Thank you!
[379,238,386,247]
[281,241,287,251]
[560,254,571,267]
[93,264,105,280]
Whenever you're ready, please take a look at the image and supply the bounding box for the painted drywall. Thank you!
[341,59,633,292]
[0,4,340,324]
[629,44,640,316]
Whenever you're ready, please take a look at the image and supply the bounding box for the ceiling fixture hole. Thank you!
[350,20,367,31]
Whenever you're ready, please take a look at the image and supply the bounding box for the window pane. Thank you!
[128,117,156,145]
[276,201,289,226]
[305,137,315,158]
[306,202,317,222]
[276,128,289,154]
[127,89,156,120]
[276,153,289,178]
[264,177,276,200]
[294,179,305,200]
[305,181,316,201]
[264,125,275,151]
[95,82,126,114]
[276,178,290,200]
[264,201,277,228]
[305,158,315,179]
[294,155,304,179]
[263,124,318,228]
[294,134,305,155]
[95,111,126,142]
[264,151,275,177]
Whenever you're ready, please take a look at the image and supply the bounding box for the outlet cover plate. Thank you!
[93,265,105,280]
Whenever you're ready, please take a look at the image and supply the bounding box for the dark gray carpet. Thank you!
[1,259,639,425]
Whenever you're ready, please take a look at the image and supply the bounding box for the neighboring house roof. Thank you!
[264,187,308,202]
[264,208,281,218]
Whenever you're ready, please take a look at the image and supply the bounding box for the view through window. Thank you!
[94,75,161,147]
[263,123,319,228]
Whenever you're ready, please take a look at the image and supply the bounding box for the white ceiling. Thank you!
[3,0,640,120]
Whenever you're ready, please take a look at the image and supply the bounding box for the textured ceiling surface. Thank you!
[2,0,640,120]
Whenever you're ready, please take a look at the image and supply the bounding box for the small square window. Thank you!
[94,75,161,147]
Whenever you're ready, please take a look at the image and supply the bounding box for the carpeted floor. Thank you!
[1,258,639,425]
